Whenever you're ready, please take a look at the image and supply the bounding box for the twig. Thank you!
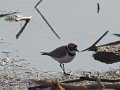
[113,33,120,37]
[87,83,120,90]
[30,79,87,90]
[97,2,100,14]
[0,12,19,18]
[61,76,120,83]
[35,0,60,39]
[51,79,66,90]
[16,19,31,39]
[4,14,32,39]
[93,73,105,90]
[29,79,120,90]
[35,0,43,8]
[81,30,109,52]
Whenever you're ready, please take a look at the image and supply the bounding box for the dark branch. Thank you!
[113,33,120,37]
[35,0,43,8]
[16,19,30,39]
[81,30,109,52]
[0,12,19,18]
[97,2,100,14]
[35,0,60,39]
[61,76,120,83]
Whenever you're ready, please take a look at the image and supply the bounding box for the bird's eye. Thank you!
[74,45,77,48]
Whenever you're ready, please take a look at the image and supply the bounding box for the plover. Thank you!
[41,43,79,74]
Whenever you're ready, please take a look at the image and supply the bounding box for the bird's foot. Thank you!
[63,72,70,76]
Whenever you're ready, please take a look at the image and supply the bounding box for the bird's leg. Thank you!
[60,63,64,72]
[60,63,66,74]
[60,64,70,76]
[62,64,66,74]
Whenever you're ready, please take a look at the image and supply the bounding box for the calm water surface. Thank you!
[0,0,120,73]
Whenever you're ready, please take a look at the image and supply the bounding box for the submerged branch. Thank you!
[35,0,60,39]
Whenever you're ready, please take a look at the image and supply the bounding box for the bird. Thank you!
[41,43,79,74]
[97,2,100,14]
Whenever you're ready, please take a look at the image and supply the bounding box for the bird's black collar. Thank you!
[66,46,75,56]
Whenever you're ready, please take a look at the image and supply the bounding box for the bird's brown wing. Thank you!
[49,46,67,58]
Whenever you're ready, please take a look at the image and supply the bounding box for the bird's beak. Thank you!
[75,48,79,52]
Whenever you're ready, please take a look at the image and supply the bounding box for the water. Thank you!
[0,0,120,73]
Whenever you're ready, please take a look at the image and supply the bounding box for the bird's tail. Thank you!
[40,52,49,55]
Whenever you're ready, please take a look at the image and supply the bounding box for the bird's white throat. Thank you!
[67,46,76,54]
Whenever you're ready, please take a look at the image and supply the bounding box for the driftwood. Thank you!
[62,76,120,83]
[62,76,120,90]
[51,79,66,90]
[35,0,60,39]
[0,11,19,18]
[81,31,120,64]
[0,11,31,39]
[7,15,32,39]
[15,16,31,39]
[28,80,120,90]
[28,75,120,90]
[29,79,87,90]
[87,83,120,90]
[4,14,32,39]
[81,30,109,52]
[94,75,104,90]
[113,33,120,37]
